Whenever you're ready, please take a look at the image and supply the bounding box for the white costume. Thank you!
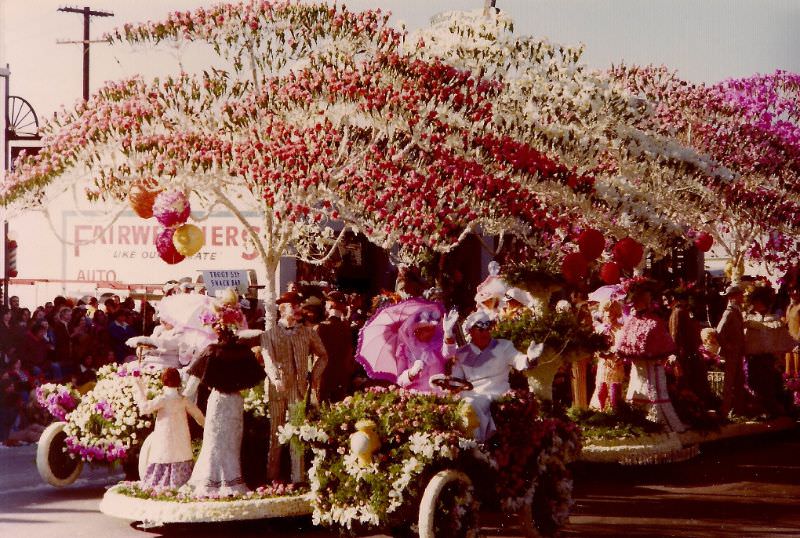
[134,385,204,464]
[446,335,538,441]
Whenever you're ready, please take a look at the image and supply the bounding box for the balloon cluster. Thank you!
[129,181,205,264]
[559,229,646,286]
[561,228,605,284]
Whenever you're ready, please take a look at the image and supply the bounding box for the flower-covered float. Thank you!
[282,387,580,538]
[35,364,162,487]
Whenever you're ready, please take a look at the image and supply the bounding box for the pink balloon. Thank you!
[156,227,186,265]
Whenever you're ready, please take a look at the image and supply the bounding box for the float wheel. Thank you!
[418,469,479,538]
[36,422,83,486]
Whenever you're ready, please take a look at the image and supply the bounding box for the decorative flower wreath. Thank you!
[200,289,245,335]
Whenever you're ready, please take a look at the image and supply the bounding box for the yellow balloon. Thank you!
[172,223,204,257]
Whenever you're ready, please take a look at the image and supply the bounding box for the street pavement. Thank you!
[2,427,800,537]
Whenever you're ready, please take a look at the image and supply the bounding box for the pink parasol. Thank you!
[156,293,218,350]
[588,284,624,304]
[356,298,445,382]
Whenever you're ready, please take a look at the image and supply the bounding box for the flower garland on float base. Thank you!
[280,387,580,535]
[100,481,311,525]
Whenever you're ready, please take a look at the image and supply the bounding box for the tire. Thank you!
[518,497,542,538]
[418,469,478,538]
[36,422,83,487]
[518,461,571,537]
[138,433,155,481]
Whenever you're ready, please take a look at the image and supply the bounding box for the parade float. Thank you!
[3,0,798,533]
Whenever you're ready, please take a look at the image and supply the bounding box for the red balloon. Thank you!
[694,232,713,253]
[562,252,589,284]
[577,228,605,260]
[612,237,644,269]
[156,227,186,265]
[600,261,621,284]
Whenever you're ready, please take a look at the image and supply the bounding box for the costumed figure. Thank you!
[784,287,800,376]
[261,300,328,483]
[184,290,265,496]
[443,310,542,442]
[668,290,715,407]
[316,291,356,403]
[616,279,685,432]
[717,284,749,416]
[355,298,446,393]
[743,285,791,416]
[132,367,205,489]
[474,261,508,320]
[129,293,218,371]
[589,300,625,410]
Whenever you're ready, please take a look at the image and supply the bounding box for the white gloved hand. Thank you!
[526,341,544,368]
[408,359,424,380]
[443,309,460,339]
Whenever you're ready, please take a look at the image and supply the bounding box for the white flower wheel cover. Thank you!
[100,484,313,525]
[36,421,83,487]
[417,469,478,538]
[137,433,154,481]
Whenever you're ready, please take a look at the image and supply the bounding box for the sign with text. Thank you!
[57,210,268,285]
[202,270,250,296]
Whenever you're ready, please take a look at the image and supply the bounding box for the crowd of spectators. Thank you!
[0,292,155,444]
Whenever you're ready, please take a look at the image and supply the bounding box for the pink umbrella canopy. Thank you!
[588,284,625,304]
[156,293,218,349]
[356,298,445,382]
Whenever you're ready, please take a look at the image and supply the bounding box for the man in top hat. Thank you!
[314,291,356,403]
[717,284,748,416]
[443,310,542,441]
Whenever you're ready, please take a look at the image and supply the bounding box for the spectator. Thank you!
[103,298,118,317]
[91,310,112,359]
[23,322,50,377]
[52,306,74,375]
[8,296,20,317]
[108,310,138,363]
[0,308,16,364]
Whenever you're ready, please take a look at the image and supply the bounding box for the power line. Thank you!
[56,5,114,101]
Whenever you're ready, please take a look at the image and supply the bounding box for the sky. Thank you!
[0,0,798,295]
[2,0,799,120]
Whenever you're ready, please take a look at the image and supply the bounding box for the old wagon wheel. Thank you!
[6,95,40,138]
[36,422,83,487]
[418,469,479,538]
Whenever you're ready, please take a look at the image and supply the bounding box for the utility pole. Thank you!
[57,6,114,101]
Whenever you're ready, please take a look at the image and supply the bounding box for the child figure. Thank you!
[590,300,626,410]
[699,328,723,369]
[133,367,204,489]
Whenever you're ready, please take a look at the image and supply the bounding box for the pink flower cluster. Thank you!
[64,436,128,463]
[93,400,116,420]
[201,303,245,333]
[35,385,79,422]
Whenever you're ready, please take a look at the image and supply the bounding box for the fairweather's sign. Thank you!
[60,210,267,285]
